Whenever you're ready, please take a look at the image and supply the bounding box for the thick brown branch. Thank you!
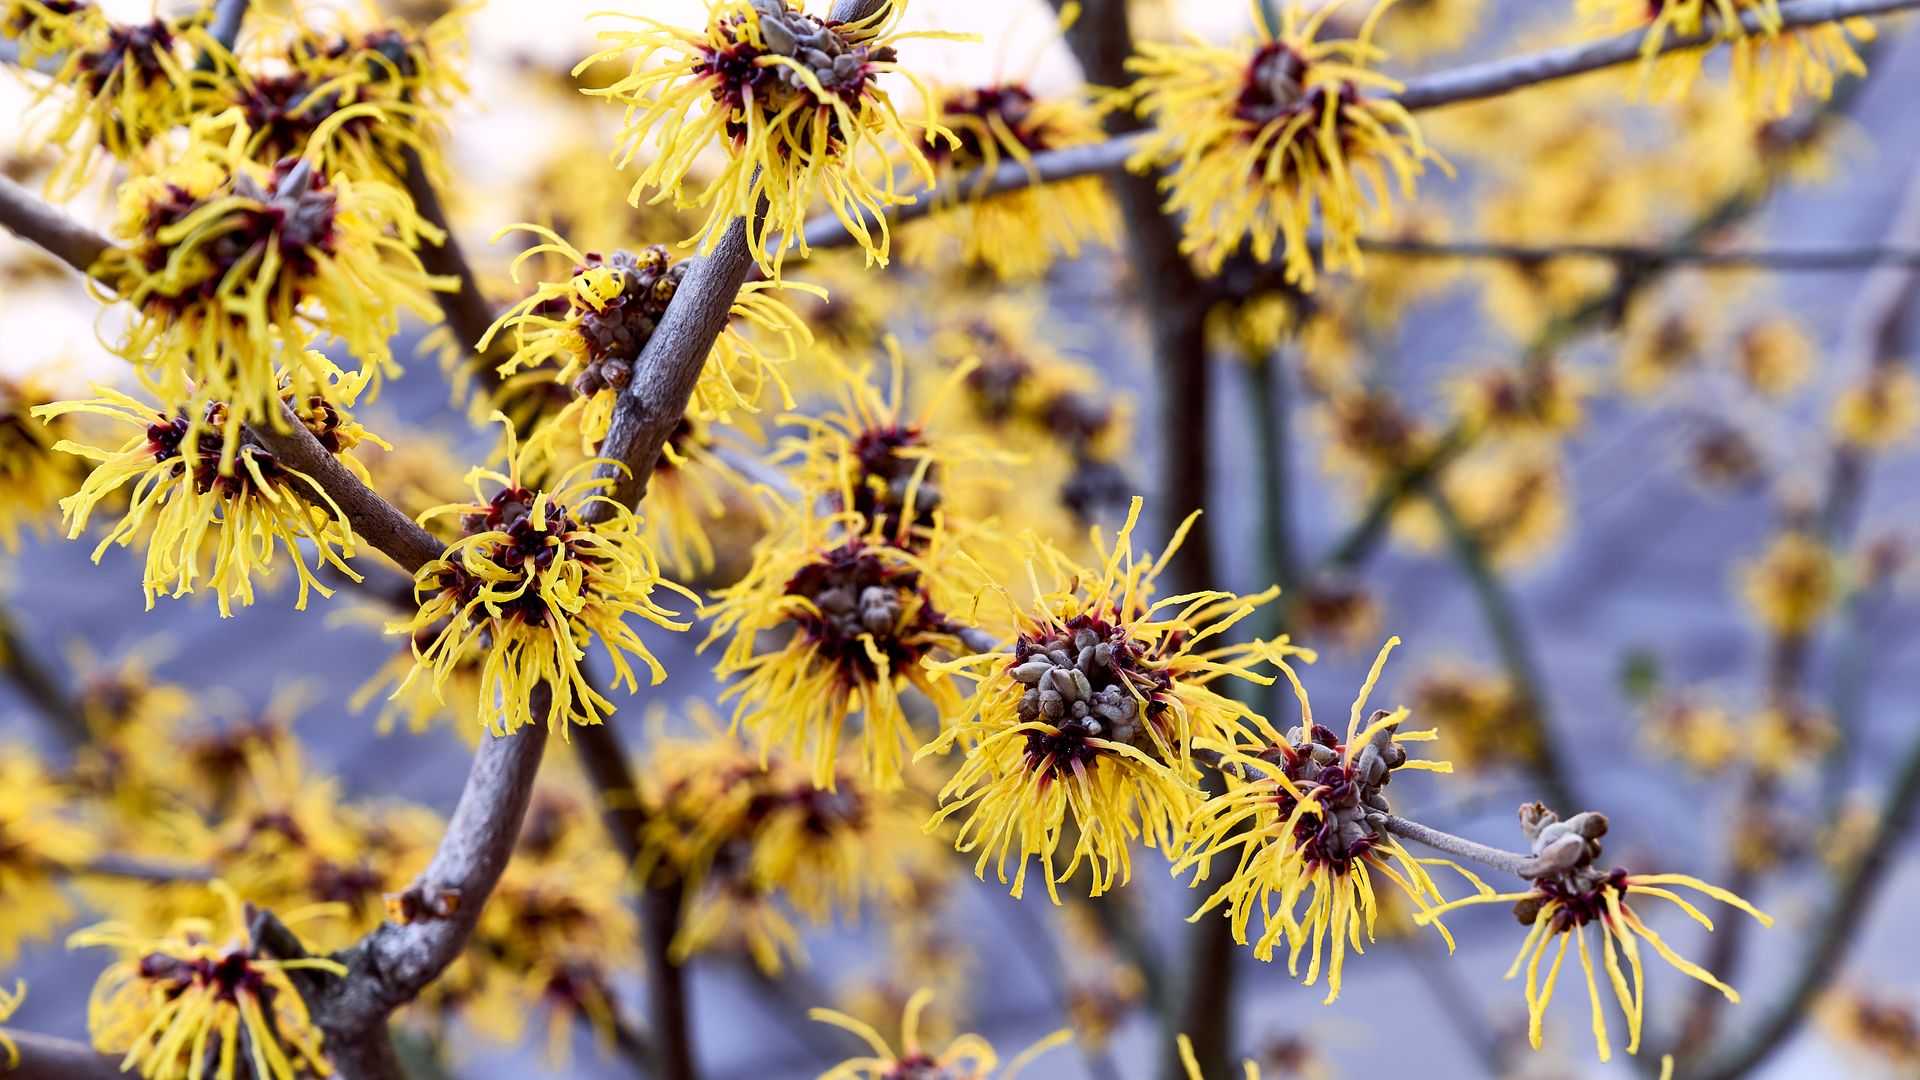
[251,414,447,576]
[316,715,551,1074]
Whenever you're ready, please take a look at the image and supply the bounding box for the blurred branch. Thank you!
[1423,489,1578,812]
[0,175,112,275]
[797,0,1914,250]
[1689,717,1920,1080]
[988,882,1125,1080]
[569,720,701,1080]
[1674,156,1920,1062]
[1402,931,1509,1076]
[1355,238,1920,270]
[198,0,250,68]
[399,146,512,394]
[0,606,87,748]
[69,853,216,884]
[0,1031,125,1080]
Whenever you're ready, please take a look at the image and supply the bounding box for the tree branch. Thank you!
[0,1031,126,1080]
[0,175,112,275]
[1383,815,1589,880]
[797,0,1915,250]
[0,605,88,748]
[1690,716,1920,1080]
[1424,487,1577,812]
[206,0,250,53]
[1355,238,1920,270]
[1673,154,1920,1063]
[399,146,510,393]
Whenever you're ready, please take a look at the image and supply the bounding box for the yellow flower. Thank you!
[70,881,346,1080]
[0,979,21,1065]
[924,498,1295,902]
[1373,0,1486,59]
[21,6,212,192]
[1617,299,1711,398]
[390,416,693,736]
[205,742,439,951]
[705,507,973,790]
[198,4,471,185]
[1449,359,1589,440]
[1179,638,1465,1003]
[35,375,372,617]
[634,707,936,973]
[579,0,961,271]
[811,988,1070,1080]
[98,116,451,466]
[1580,0,1874,118]
[905,83,1120,279]
[1732,317,1814,398]
[1819,988,1920,1073]
[1417,806,1772,1063]
[1739,529,1837,636]
[2,0,103,66]
[1127,1,1444,286]
[1405,659,1531,771]
[1744,701,1835,778]
[1832,367,1920,451]
[1639,692,1742,774]
[777,342,1010,552]
[0,374,90,550]
[477,225,808,449]
[0,753,97,962]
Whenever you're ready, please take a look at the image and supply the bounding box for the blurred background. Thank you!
[5,1,1920,1078]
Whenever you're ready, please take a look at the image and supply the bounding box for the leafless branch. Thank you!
[0,175,113,277]
[1384,815,1589,880]
[0,605,88,748]
[798,0,1914,250]
[70,853,216,884]
[0,1031,126,1080]
[207,0,250,52]
[1690,716,1920,1080]
[1355,238,1920,270]
[398,146,511,393]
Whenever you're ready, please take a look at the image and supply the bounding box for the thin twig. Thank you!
[0,1031,126,1080]
[399,146,510,392]
[0,606,88,747]
[1383,815,1588,880]
[797,0,1917,250]
[1355,238,1920,269]
[1423,488,1577,812]
[1689,716,1920,1080]
[69,853,216,884]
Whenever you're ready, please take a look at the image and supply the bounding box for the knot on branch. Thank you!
[383,881,461,926]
